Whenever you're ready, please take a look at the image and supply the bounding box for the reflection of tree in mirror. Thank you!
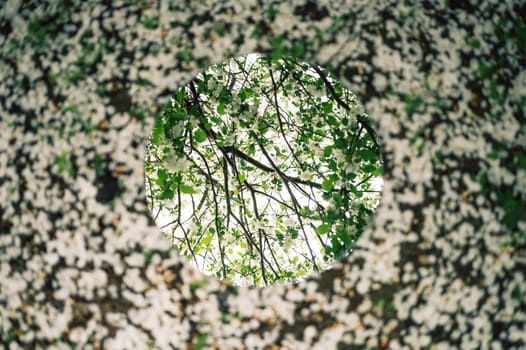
[144,54,383,287]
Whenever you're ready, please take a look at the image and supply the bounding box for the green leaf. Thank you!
[357,149,377,161]
[195,333,208,350]
[239,88,249,101]
[217,103,226,115]
[289,227,298,239]
[201,235,213,245]
[334,138,346,149]
[465,36,480,48]
[211,116,222,124]
[152,113,164,145]
[322,102,333,113]
[315,224,331,235]
[173,111,187,121]
[157,168,168,180]
[144,249,154,265]
[487,151,499,160]
[322,179,334,191]
[293,38,306,58]
[176,48,193,62]
[176,89,185,104]
[404,95,423,115]
[189,105,200,116]
[197,81,206,93]
[323,145,333,157]
[194,129,207,143]
[141,16,158,30]
[340,229,352,248]
[156,169,168,186]
[327,115,338,126]
[160,189,174,200]
[326,208,339,223]
[179,184,196,194]
[362,164,377,173]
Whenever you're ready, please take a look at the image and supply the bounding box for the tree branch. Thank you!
[309,64,381,151]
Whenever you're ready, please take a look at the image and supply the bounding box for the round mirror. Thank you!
[144,54,383,287]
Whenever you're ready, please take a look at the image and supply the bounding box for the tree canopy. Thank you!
[144,54,383,287]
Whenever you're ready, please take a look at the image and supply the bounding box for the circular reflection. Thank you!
[144,54,383,287]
